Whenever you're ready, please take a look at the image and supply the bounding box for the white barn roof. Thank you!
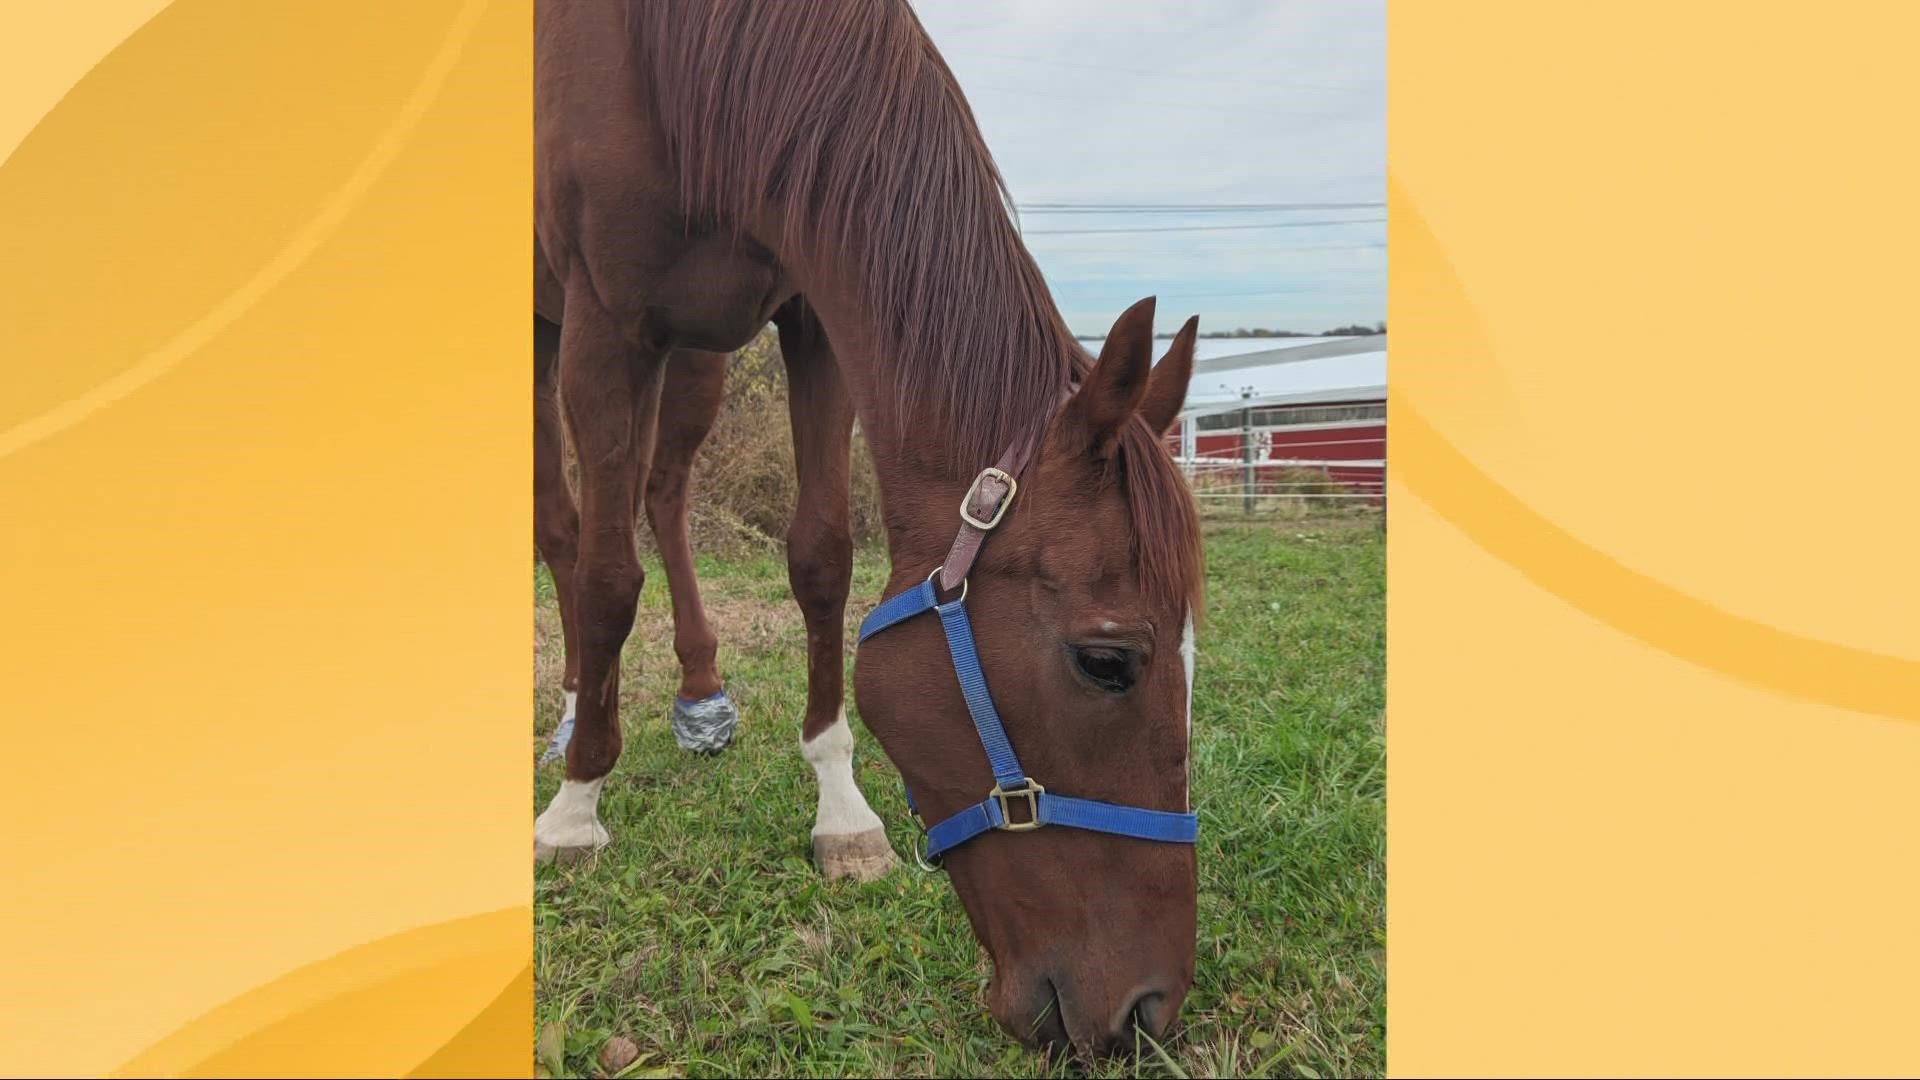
[1179,335,1385,421]
[1078,334,1387,422]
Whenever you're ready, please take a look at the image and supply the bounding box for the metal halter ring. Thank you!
[912,830,943,873]
[925,566,968,603]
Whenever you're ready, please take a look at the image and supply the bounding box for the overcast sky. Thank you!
[910,0,1385,337]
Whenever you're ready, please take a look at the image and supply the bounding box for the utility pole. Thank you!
[1239,385,1256,514]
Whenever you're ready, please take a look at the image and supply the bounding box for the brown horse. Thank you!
[533,0,1204,1057]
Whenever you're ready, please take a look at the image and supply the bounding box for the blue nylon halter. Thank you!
[857,573,1199,866]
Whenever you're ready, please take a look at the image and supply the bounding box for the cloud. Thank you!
[911,0,1385,334]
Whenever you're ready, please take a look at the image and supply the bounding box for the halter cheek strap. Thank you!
[858,455,1200,868]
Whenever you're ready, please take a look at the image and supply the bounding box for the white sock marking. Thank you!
[534,777,609,850]
[1181,609,1196,809]
[802,710,885,838]
[562,690,577,720]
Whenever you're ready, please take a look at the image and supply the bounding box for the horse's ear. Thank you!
[1138,315,1198,436]
[1072,296,1157,449]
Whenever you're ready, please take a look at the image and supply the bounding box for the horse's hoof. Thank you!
[534,818,608,866]
[534,778,608,865]
[671,690,738,754]
[534,838,604,866]
[812,827,898,881]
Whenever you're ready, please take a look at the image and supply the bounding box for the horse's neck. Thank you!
[793,278,948,518]
[791,274,1052,582]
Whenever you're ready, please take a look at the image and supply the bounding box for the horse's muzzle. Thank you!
[991,969,1188,1060]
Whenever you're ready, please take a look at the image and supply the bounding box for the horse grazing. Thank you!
[533,0,1205,1057]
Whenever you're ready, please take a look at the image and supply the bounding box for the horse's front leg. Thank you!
[534,314,582,764]
[778,304,897,881]
[645,350,739,753]
[534,288,666,864]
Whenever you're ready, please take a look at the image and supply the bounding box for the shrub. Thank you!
[558,327,887,561]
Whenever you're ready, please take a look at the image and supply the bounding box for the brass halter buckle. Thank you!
[959,467,1018,530]
[989,779,1046,832]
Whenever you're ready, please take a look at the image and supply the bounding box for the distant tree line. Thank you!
[1193,321,1385,339]
[1079,321,1384,341]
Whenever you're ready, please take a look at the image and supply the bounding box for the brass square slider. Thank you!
[990,779,1045,832]
[959,467,1018,530]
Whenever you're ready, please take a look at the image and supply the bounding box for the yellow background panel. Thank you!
[1391,2,1920,1074]
[0,0,531,1075]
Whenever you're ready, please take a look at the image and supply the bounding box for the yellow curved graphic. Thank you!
[111,909,530,1078]
[407,963,537,1080]
[0,1,174,165]
[1384,175,1532,456]
[0,0,489,461]
[1394,393,1920,721]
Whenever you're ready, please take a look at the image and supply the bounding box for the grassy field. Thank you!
[533,516,1385,1078]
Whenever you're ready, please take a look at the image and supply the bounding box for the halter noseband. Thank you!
[857,429,1200,871]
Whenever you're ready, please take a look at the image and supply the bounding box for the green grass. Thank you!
[533,517,1385,1078]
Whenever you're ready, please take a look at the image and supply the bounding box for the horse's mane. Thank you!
[629,0,1201,614]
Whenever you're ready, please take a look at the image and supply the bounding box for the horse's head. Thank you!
[854,297,1203,1057]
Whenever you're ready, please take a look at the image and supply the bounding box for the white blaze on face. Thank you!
[802,710,886,839]
[1181,608,1196,809]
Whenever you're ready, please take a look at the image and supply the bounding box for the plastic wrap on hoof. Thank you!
[671,690,738,753]
[537,711,575,765]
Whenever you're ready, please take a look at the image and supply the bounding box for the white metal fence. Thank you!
[1171,419,1384,514]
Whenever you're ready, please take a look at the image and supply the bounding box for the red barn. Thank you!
[1164,336,1386,507]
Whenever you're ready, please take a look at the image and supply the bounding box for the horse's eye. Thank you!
[1070,645,1138,694]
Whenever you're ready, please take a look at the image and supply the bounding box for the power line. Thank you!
[967,82,1337,120]
[1032,242,1387,256]
[1067,285,1385,304]
[1018,200,1386,214]
[1024,217,1385,236]
[960,49,1372,94]
[1067,285,1372,302]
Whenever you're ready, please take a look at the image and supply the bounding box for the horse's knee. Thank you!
[534,496,578,564]
[787,524,852,623]
[579,559,645,642]
[644,469,686,526]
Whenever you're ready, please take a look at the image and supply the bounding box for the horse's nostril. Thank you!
[1123,988,1172,1039]
[1028,979,1070,1051]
